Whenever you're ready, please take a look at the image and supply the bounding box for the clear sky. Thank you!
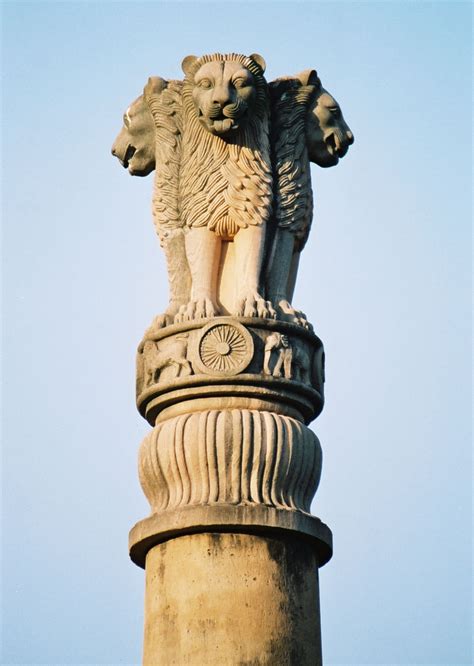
[2,1,472,664]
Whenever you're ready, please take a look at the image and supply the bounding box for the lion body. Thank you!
[180,53,272,240]
[112,57,353,327]
[171,53,275,321]
[264,72,354,324]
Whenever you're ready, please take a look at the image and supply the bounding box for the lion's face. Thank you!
[190,60,259,137]
[111,95,155,176]
[306,89,354,168]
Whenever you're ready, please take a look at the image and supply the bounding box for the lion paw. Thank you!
[174,298,217,323]
[142,313,172,339]
[235,293,277,320]
[277,300,312,330]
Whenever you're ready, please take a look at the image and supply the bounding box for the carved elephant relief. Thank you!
[262,331,311,383]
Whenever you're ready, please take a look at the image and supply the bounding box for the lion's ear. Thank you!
[181,55,198,76]
[269,78,291,99]
[296,69,321,88]
[249,53,266,74]
[144,76,167,97]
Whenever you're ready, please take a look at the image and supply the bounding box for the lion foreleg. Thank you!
[287,250,310,329]
[175,228,221,322]
[233,225,275,319]
[286,249,301,305]
[265,229,309,328]
[161,229,191,323]
[265,228,294,304]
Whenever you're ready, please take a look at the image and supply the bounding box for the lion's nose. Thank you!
[346,130,354,145]
[213,85,232,108]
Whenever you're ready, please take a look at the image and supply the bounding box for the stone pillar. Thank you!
[111,50,354,666]
[129,318,332,665]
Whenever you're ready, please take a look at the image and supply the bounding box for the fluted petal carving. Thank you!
[139,410,322,514]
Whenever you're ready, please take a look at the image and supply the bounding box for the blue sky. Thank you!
[2,1,472,664]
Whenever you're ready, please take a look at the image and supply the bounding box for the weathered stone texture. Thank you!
[143,533,321,666]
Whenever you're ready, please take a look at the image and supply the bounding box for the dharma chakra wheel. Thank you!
[195,320,254,376]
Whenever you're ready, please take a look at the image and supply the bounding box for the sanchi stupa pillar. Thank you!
[112,51,354,665]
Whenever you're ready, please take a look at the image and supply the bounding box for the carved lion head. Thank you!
[302,71,354,168]
[181,52,267,137]
[111,94,156,176]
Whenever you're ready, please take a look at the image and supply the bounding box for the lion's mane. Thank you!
[270,74,321,251]
[143,78,184,240]
[180,53,273,239]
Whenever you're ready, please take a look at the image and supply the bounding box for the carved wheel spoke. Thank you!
[195,321,254,376]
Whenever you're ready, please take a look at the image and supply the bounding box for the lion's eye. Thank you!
[328,107,341,118]
[233,78,247,89]
[198,79,212,89]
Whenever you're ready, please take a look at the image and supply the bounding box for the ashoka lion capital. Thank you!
[112,51,353,666]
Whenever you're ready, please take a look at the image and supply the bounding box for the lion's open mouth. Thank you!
[325,132,349,159]
[122,144,136,169]
[325,133,339,159]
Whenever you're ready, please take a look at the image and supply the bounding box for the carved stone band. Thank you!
[137,317,325,426]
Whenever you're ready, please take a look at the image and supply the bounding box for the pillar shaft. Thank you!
[143,532,322,665]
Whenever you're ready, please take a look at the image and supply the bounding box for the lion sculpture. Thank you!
[112,58,354,331]
[265,70,354,326]
[112,52,274,327]
[111,93,156,177]
[177,52,274,321]
[112,78,191,327]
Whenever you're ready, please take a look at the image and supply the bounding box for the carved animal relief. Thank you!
[136,318,325,430]
[142,335,191,386]
[263,332,311,383]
